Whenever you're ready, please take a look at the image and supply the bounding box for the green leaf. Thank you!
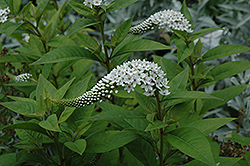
[81,102,145,122]
[36,74,57,101]
[167,127,216,166]
[0,99,38,117]
[113,39,174,57]
[64,139,87,155]
[112,17,133,45]
[169,67,189,93]
[181,0,193,29]
[39,114,61,132]
[0,22,24,37]
[186,118,236,135]
[202,45,250,61]
[0,55,32,63]
[34,0,49,23]
[16,151,51,165]
[2,122,49,136]
[177,41,194,64]
[68,18,99,37]
[47,35,77,47]
[20,2,32,17]
[107,0,138,12]
[168,99,195,122]
[69,1,93,16]
[31,46,98,65]
[230,131,250,146]
[59,107,76,124]
[86,130,138,153]
[168,91,222,100]
[13,141,43,151]
[54,77,76,99]
[189,27,223,41]
[184,157,240,166]
[153,55,183,80]
[0,153,17,166]
[126,138,157,166]
[145,120,169,132]
[201,85,248,114]
[76,33,99,51]
[135,92,156,113]
[209,61,250,81]
[65,75,92,98]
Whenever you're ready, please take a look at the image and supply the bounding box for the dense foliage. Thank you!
[1,0,250,166]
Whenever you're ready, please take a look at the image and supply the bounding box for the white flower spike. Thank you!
[55,59,170,107]
[14,73,32,82]
[0,7,10,23]
[130,9,193,34]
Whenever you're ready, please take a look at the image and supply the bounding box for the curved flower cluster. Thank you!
[83,0,103,8]
[0,7,10,23]
[129,9,193,34]
[57,59,170,107]
[14,73,32,82]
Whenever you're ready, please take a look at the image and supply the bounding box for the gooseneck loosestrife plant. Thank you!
[1,0,250,166]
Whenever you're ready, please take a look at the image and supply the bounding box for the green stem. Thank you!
[42,149,59,166]
[53,132,63,166]
[154,90,164,166]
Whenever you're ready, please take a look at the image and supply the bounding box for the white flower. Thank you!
[130,9,193,34]
[83,0,103,8]
[0,7,10,23]
[57,59,170,107]
[93,0,102,6]
[14,73,32,82]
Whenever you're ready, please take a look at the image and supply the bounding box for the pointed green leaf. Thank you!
[54,77,76,99]
[86,130,138,153]
[112,17,133,45]
[80,102,145,122]
[64,139,87,155]
[209,61,250,81]
[168,91,222,100]
[145,120,168,132]
[0,55,32,63]
[36,74,57,101]
[177,41,194,64]
[135,92,156,113]
[59,107,76,124]
[76,33,99,51]
[189,27,223,41]
[69,1,93,16]
[167,127,216,166]
[126,138,157,166]
[0,153,17,166]
[201,85,248,114]
[202,45,250,61]
[68,18,99,36]
[114,39,174,57]
[169,67,189,93]
[181,0,193,28]
[47,35,77,47]
[186,118,236,135]
[107,0,138,12]
[0,22,24,37]
[230,131,250,146]
[2,122,49,136]
[0,99,38,117]
[39,114,61,132]
[31,46,98,65]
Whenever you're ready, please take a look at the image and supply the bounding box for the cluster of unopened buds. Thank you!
[13,73,32,83]
[55,59,170,107]
[0,7,10,23]
[129,9,193,34]
[83,0,103,8]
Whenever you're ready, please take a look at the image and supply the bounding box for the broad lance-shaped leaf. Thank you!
[209,61,250,81]
[167,91,222,100]
[39,114,61,132]
[69,1,93,16]
[166,127,216,166]
[186,118,236,135]
[31,46,99,65]
[80,102,145,122]
[1,122,49,136]
[126,138,157,166]
[169,67,189,93]
[68,18,99,37]
[111,17,133,45]
[64,139,87,155]
[202,45,250,61]
[107,0,138,12]
[145,120,168,132]
[201,84,248,114]
[86,130,138,153]
[112,39,174,57]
